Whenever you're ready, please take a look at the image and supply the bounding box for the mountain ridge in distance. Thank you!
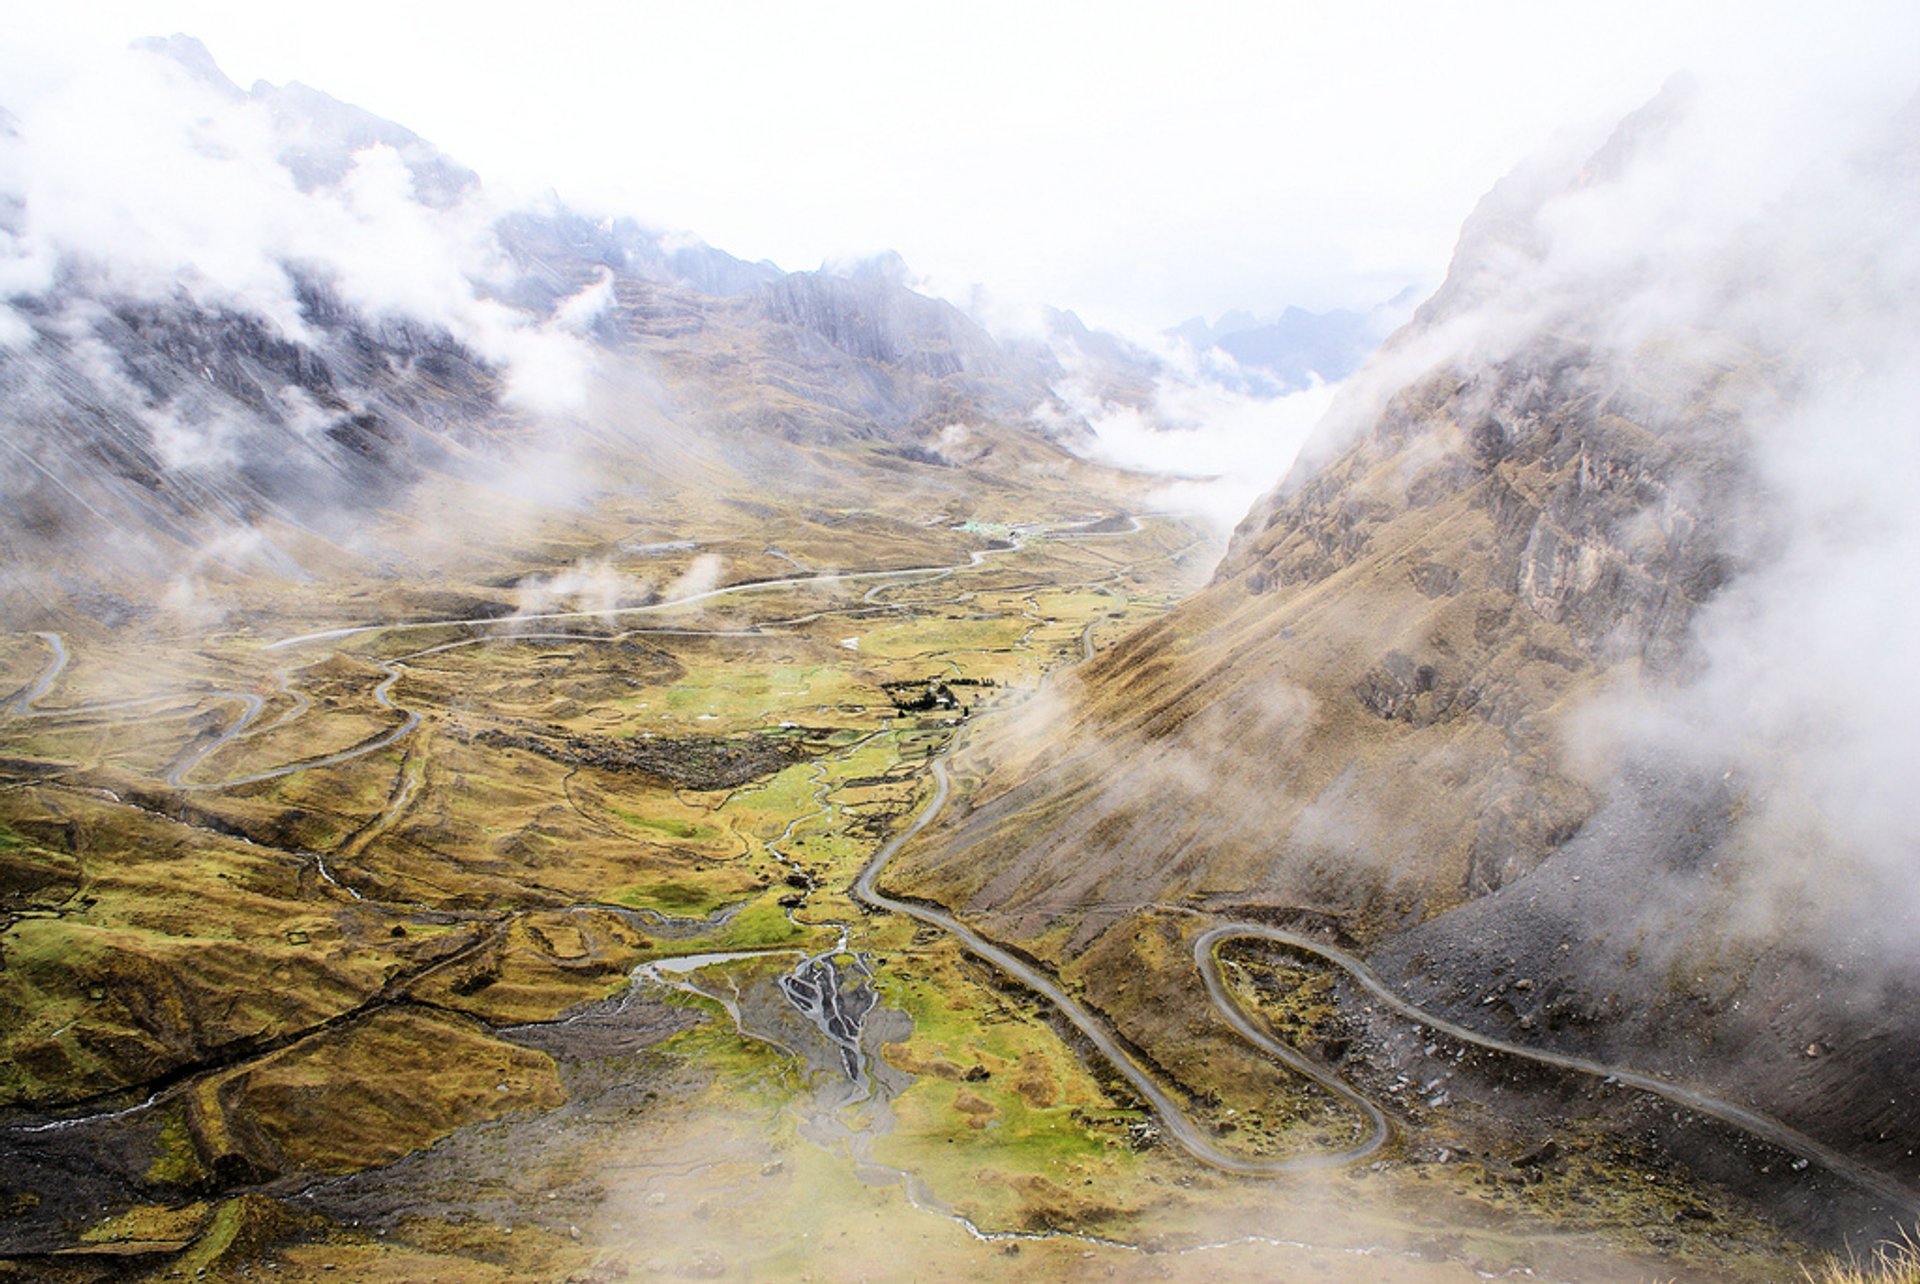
[0,34,1173,627]
[1167,287,1419,393]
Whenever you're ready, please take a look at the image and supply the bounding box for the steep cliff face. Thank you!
[748,258,1059,429]
[893,237,1770,940]
[892,83,1920,1183]
[893,332,1704,935]
[0,278,503,592]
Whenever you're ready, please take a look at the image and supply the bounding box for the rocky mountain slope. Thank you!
[891,80,1920,1203]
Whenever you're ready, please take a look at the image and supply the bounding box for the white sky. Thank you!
[6,1,1918,337]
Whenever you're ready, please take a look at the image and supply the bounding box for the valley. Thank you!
[0,496,1835,1281]
[2,26,1916,1283]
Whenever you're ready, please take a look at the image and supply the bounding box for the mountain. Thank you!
[890,78,1920,1220]
[6,32,1912,1278]
[1169,290,1416,392]
[0,37,1222,1270]
[0,36,1158,626]
[133,33,480,208]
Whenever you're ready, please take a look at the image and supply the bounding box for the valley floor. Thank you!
[0,503,1844,1281]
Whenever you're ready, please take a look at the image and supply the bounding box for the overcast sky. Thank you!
[7,2,1918,337]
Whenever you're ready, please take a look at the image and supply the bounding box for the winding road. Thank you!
[165,692,266,787]
[2,628,395,793]
[847,600,1920,1215]
[7,632,68,713]
[169,662,420,791]
[843,603,1392,1175]
[1194,923,1920,1214]
[15,515,1913,1217]
[852,757,1387,1175]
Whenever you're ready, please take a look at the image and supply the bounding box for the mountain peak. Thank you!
[830,248,915,286]
[130,33,243,98]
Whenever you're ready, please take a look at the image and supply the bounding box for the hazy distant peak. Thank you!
[126,36,481,210]
[1211,308,1260,338]
[829,248,915,286]
[130,33,244,99]
[1165,316,1211,349]
[1164,298,1400,392]
[1572,71,1697,191]
[1041,306,1094,339]
[250,76,479,208]
[1041,305,1155,377]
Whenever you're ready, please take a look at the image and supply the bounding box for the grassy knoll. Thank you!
[873,940,1152,1232]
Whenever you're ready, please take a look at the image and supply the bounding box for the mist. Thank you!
[0,40,593,413]
[1460,73,1920,956]
[511,557,653,627]
[1046,351,1343,535]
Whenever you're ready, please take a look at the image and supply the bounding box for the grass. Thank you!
[0,893,390,1105]
[80,1198,211,1247]
[870,943,1146,1230]
[147,1105,208,1186]
[656,659,868,728]
[609,809,715,842]
[207,1006,566,1174]
[614,877,732,916]
[415,910,641,1025]
[1808,1233,1920,1283]
[0,502,1224,1268]
[707,891,811,950]
[856,615,1029,661]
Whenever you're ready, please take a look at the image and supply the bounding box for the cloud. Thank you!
[0,40,592,414]
[663,553,726,605]
[1568,345,1920,950]
[145,404,241,472]
[0,304,30,349]
[552,267,615,333]
[275,384,343,439]
[1045,344,1342,534]
[491,320,594,416]
[513,557,654,626]
[158,523,289,628]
